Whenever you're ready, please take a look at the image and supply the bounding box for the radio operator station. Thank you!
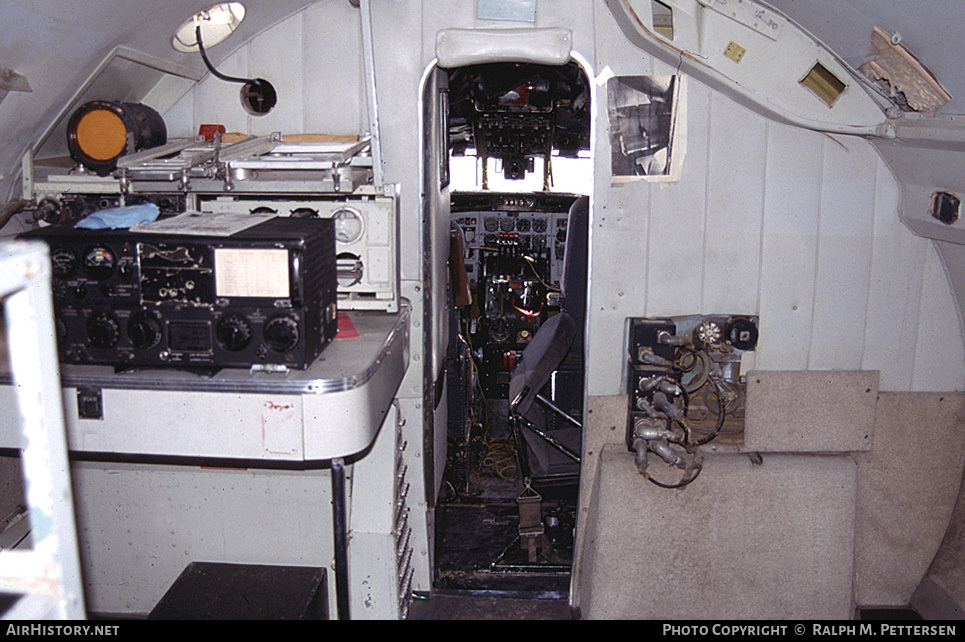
[0,0,965,622]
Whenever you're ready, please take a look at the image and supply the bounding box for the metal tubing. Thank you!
[632,438,649,473]
[359,0,384,187]
[518,417,580,462]
[535,393,582,429]
[331,457,350,620]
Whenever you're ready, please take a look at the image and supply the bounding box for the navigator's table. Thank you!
[0,304,409,619]
[0,306,409,461]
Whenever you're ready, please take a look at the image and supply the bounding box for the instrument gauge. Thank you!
[50,246,78,279]
[83,245,116,281]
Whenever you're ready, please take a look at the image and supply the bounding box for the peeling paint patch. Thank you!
[860,27,951,115]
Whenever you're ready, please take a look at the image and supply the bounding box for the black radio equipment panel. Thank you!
[22,216,337,370]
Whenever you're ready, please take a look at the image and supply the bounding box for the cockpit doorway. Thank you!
[434,60,592,597]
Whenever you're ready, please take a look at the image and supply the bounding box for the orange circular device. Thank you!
[74,109,127,162]
[67,101,167,176]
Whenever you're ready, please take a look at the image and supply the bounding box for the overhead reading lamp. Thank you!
[172,2,277,115]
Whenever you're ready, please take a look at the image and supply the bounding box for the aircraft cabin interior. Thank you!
[0,0,964,623]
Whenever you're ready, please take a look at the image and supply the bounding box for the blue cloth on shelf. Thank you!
[74,203,160,229]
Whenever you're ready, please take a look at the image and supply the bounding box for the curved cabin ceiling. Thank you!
[0,0,962,202]
[767,0,965,115]
[0,0,315,201]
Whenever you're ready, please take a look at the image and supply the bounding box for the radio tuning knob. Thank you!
[216,314,253,352]
[263,316,299,353]
[87,313,120,349]
[127,313,162,350]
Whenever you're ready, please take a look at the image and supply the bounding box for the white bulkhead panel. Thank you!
[161,3,368,140]
[588,1,964,395]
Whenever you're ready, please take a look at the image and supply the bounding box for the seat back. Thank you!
[561,195,589,360]
[509,312,576,422]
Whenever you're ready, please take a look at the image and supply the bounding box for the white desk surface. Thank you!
[0,304,410,461]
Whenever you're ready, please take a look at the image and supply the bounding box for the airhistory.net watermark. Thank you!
[5,624,120,636]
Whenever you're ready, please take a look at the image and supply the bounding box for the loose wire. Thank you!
[461,319,518,482]
[481,422,517,481]
[195,25,251,85]
[641,460,703,489]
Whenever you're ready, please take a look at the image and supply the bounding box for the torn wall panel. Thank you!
[860,26,951,115]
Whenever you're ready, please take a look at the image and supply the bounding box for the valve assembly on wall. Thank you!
[625,315,758,489]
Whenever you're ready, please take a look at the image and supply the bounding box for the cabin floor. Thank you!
[403,399,930,621]
[406,591,573,620]
[407,421,578,620]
